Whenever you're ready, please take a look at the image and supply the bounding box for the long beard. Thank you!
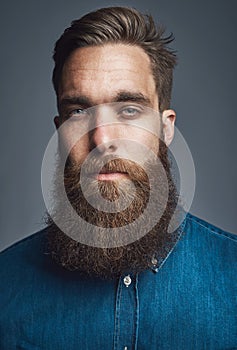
[45,142,181,279]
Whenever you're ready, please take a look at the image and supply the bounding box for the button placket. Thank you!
[113,274,138,349]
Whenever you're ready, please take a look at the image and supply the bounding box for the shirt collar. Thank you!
[149,213,187,273]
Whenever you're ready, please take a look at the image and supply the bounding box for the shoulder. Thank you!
[0,228,49,281]
[185,213,237,242]
[0,227,48,258]
[181,213,237,266]
[0,227,54,312]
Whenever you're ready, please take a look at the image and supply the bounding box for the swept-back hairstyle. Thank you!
[52,7,177,112]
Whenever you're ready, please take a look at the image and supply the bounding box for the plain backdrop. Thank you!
[1,0,236,251]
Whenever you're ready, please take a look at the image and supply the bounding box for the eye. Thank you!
[69,108,88,118]
[119,107,141,119]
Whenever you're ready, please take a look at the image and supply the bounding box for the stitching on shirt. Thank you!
[187,215,237,243]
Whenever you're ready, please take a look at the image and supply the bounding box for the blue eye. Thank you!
[69,108,88,118]
[120,107,141,119]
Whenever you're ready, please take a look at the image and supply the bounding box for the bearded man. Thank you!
[0,7,236,350]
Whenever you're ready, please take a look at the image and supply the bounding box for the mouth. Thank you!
[87,168,129,181]
[96,171,128,181]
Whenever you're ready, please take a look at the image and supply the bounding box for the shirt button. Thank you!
[123,275,131,287]
[151,257,158,266]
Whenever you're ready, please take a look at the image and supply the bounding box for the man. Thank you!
[0,7,236,350]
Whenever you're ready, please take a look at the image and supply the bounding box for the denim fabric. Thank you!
[0,213,236,349]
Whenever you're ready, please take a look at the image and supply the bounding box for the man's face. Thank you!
[55,44,174,167]
[48,43,177,278]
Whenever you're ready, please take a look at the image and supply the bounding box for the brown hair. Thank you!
[52,6,177,112]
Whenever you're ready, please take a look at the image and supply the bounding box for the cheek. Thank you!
[70,136,90,163]
[139,132,159,155]
[59,130,90,164]
[126,127,160,155]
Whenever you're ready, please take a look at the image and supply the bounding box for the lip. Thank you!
[90,171,128,181]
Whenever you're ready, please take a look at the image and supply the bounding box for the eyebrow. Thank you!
[114,91,152,106]
[59,96,92,109]
[59,91,153,110]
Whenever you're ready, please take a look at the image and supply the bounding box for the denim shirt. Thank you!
[0,213,236,349]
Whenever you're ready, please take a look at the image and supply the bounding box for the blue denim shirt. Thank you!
[0,213,236,349]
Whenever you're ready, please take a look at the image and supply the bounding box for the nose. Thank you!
[90,107,118,155]
[92,125,117,154]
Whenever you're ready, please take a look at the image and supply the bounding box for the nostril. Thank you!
[91,141,117,155]
[108,144,116,152]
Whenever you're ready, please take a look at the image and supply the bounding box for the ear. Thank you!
[54,116,60,129]
[161,109,176,146]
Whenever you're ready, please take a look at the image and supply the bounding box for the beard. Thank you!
[45,141,182,279]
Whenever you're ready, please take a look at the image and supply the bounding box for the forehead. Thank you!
[59,44,157,105]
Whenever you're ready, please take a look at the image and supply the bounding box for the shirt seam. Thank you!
[187,215,237,243]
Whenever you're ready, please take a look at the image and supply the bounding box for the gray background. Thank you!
[1,0,236,251]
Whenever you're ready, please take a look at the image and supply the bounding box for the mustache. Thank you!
[66,156,149,182]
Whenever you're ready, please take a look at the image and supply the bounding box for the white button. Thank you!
[123,275,131,287]
[151,257,158,265]
[124,347,128,350]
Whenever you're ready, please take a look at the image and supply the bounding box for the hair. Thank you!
[52,6,177,112]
